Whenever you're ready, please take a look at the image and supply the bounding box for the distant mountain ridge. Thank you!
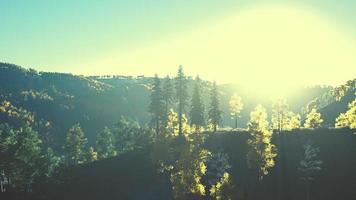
[0,62,352,148]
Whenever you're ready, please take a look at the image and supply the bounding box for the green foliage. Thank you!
[154,117,211,199]
[0,125,43,190]
[162,75,175,125]
[85,147,98,163]
[208,82,222,132]
[335,99,356,129]
[306,98,320,113]
[96,127,117,159]
[169,137,211,199]
[113,116,154,154]
[288,112,301,130]
[21,90,54,101]
[165,109,179,137]
[332,79,355,101]
[42,147,63,178]
[304,108,323,129]
[247,105,277,179]
[189,76,205,132]
[272,98,290,132]
[0,100,35,126]
[229,93,243,129]
[299,140,323,200]
[210,172,235,200]
[272,98,301,131]
[64,123,88,165]
[175,66,189,135]
[163,109,191,139]
[149,75,165,135]
[299,140,323,180]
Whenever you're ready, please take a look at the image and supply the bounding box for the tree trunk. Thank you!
[178,103,182,135]
[156,117,160,136]
[235,114,238,129]
[165,98,169,126]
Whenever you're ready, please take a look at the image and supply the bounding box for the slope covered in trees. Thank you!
[1,62,355,200]
[7,128,355,200]
[1,62,348,147]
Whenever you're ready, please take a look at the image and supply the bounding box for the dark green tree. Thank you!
[208,82,222,132]
[41,147,63,178]
[14,126,42,191]
[175,65,189,135]
[189,75,205,132]
[113,116,130,152]
[162,75,175,126]
[96,127,117,159]
[0,125,43,191]
[299,140,323,200]
[149,74,165,135]
[113,117,152,153]
[64,123,87,165]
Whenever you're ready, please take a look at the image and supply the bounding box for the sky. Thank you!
[1,0,356,91]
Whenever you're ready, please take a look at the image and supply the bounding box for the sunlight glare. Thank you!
[97,5,356,95]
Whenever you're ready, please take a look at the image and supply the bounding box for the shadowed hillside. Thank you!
[7,128,354,200]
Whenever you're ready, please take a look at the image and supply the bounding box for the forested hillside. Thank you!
[0,62,355,200]
[0,62,349,147]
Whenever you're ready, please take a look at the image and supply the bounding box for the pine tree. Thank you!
[64,123,87,165]
[113,116,129,152]
[332,79,355,101]
[208,81,222,132]
[229,93,243,129]
[271,98,301,131]
[96,127,117,159]
[288,112,301,130]
[299,140,323,200]
[246,105,276,179]
[11,125,43,191]
[113,117,147,153]
[335,99,356,128]
[272,98,289,132]
[165,109,179,136]
[169,133,211,199]
[189,75,205,132]
[175,66,189,135]
[304,108,323,129]
[149,74,165,135]
[42,147,62,178]
[162,75,175,126]
[210,172,235,200]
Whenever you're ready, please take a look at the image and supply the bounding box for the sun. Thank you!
[97,5,356,95]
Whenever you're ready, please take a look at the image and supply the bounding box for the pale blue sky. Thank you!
[0,0,355,87]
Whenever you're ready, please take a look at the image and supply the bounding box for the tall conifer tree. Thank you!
[208,81,222,132]
[64,123,87,165]
[96,127,117,159]
[175,66,189,135]
[162,75,175,126]
[190,75,205,132]
[229,93,243,129]
[149,74,165,135]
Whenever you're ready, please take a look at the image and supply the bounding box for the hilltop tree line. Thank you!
[148,66,355,134]
[149,65,223,136]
